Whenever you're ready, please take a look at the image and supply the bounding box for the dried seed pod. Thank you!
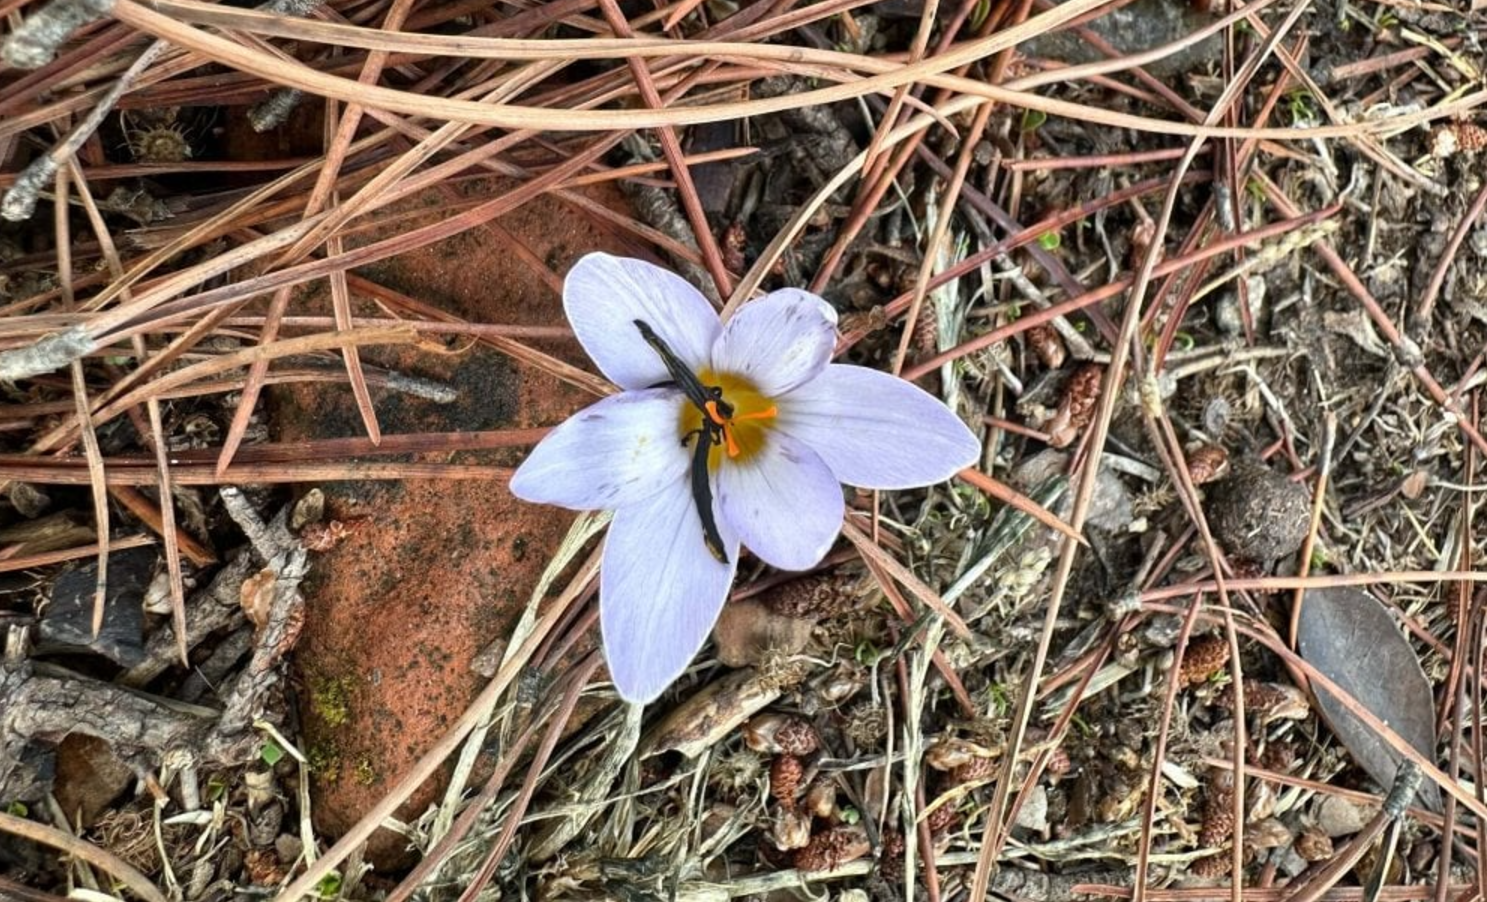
[1247,779,1278,822]
[1293,826,1334,862]
[240,568,277,629]
[770,754,804,809]
[1026,323,1066,369]
[126,122,192,165]
[290,487,325,530]
[1244,816,1292,850]
[843,703,887,748]
[1046,363,1103,449]
[794,826,870,871]
[301,519,357,553]
[1216,681,1310,723]
[744,714,819,755]
[1179,635,1231,688]
[1186,444,1229,485]
[721,220,748,273]
[1097,774,1143,823]
[756,648,813,693]
[803,781,837,818]
[1203,397,1232,437]
[813,663,867,707]
[1045,746,1072,779]
[1129,218,1162,269]
[924,737,982,771]
[771,807,813,850]
[708,748,764,798]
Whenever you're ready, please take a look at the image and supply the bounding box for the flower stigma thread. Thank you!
[681,370,778,466]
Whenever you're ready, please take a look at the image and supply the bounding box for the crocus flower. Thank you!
[510,253,980,703]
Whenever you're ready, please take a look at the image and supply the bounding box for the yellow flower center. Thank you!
[678,370,777,469]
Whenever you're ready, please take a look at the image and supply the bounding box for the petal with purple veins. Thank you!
[711,289,837,396]
[716,432,843,571]
[509,388,688,511]
[601,477,740,703]
[775,364,980,490]
[565,253,721,390]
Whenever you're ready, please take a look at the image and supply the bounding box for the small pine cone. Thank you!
[1199,776,1237,847]
[911,298,939,358]
[951,755,997,785]
[1293,826,1334,862]
[1026,323,1066,369]
[770,755,804,809]
[765,572,861,619]
[1189,852,1232,879]
[1046,363,1103,448]
[925,803,959,836]
[1187,444,1229,485]
[794,826,869,872]
[1179,635,1231,688]
[877,830,906,882]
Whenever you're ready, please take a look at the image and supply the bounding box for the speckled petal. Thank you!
[601,477,739,703]
[775,364,980,489]
[711,289,837,396]
[564,252,720,390]
[509,388,688,510]
[716,431,843,571]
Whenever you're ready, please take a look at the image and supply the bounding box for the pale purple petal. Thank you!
[509,388,688,510]
[564,252,720,390]
[601,477,739,703]
[775,365,980,490]
[711,289,837,396]
[716,432,843,571]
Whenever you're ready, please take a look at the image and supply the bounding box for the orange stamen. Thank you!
[704,399,776,458]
